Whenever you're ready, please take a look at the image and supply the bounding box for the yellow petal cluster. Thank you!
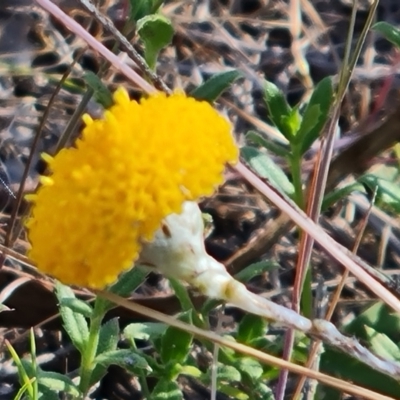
[25,88,238,288]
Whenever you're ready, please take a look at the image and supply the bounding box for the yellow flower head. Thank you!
[25,88,238,288]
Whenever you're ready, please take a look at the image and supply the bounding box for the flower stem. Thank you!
[289,150,304,209]
[78,301,104,397]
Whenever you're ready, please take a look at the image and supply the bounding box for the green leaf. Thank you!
[38,371,80,396]
[215,364,241,382]
[95,349,151,374]
[218,385,249,399]
[190,70,242,102]
[253,382,274,399]
[295,104,320,144]
[237,314,266,344]
[281,107,301,138]
[160,311,193,365]
[200,298,223,318]
[322,182,365,211]
[320,347,400,398]
[37,386,59,400]
[137,14,174,69]
[96,267,148,314]
[263,80,293,140]
[319,301,400,398]
[246,130,290,158]
[59,298,93,318]
[83,72,113,108]
[361,173,400,213]
[124,322,166,342]
[168,278,195,312]
[296,76,333,154]
[234,357,263,383]
[234,260,279,283]
[55,282,89,354]
[6,343,34,398]
[150,379,183,400]
[179,365,202,378]
[129,0,163,22]
[373,22,400,49]
[364,325,400,362]
[345,302,400,340]
[169,279,204,328]
[90,317,120,386]
[241,146,295,197]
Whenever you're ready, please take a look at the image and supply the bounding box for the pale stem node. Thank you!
[139,201,400,380]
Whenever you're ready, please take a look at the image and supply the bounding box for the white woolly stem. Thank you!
[139,201,400,380]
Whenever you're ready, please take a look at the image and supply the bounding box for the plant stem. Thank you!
[78,301,103,397]
[289,151,304,209]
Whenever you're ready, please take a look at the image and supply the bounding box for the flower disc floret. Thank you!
[26,88,238,288]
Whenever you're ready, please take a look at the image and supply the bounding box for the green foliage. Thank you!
[89,317,120,386]
[373,21,400,49]
[150,380,183,400]
[137,14,174,69]
[59,297,93,318]
[7,330,81,399]
[129,0,164,22]
[234,260,280,283]
[319,302,400,398]
[95,349,151,374]
[246,77,334,213]
[241,146,295,197]
[83,71,113,108]
[55,282,89,355]
[246,130,290,158]
[96,267,148,314]
[37,371,80,397]
[160,311,193,366]
[294,76,333,154]
[263,80,294,139]
[360,166,400,213]
[191,70,243,102]
[237,314,266,345]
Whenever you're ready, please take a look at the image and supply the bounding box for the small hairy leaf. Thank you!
[296,76,333,154]
[90,317,120,386]
[237,314,266,344]
[95,349,151,374]
[97,268,148,314]
[191,70,242,102]
[323,182,365,211]
[364,326,400,362]
[373,22,400,49]
[263,80,293,140]
[246,130,290,158]
[241,146,295,197]
[235,357,263,383]
[55,282,89,354]
[83,72,113,108]
[129,0,164,22]
[124,322,166,342]
[59,298,93,318]
[137,14,174,69]
[160,311,193,365]
[150,380,183,400]
[38,371,80,396]
[215,365,241,382]
[235,260,279,283]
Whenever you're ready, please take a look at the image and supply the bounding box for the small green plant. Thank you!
[242,77,334,208]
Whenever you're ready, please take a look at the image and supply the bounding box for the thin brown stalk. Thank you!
[98,290,396,400]
[293,187,378,398]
